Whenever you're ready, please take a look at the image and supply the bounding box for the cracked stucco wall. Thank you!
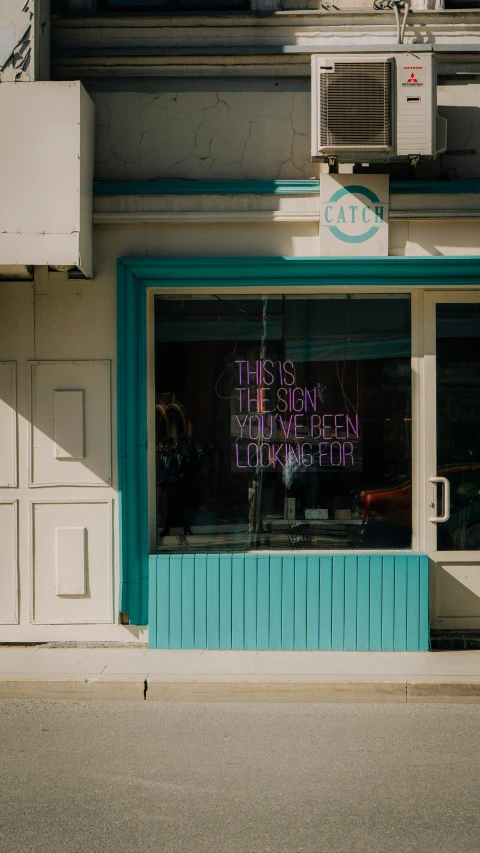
[91,82,315,181]
[0,0,34,81]
[90,79,480,181]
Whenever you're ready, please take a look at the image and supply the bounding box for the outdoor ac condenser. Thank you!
[311,53,447,162]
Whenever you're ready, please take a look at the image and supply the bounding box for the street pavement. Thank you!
[0,699,479,853]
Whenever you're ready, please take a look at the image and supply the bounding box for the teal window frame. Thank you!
[118,255,480,625]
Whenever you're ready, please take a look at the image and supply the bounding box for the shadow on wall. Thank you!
[436,563,480,622]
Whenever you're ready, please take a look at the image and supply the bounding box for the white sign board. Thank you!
[320,174,389,257]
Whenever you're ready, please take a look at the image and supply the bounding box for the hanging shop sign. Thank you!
[320,174,389,257]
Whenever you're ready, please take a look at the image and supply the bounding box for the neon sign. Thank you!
[232,359,360,471]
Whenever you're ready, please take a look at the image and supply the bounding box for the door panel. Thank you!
[424,292,480,629]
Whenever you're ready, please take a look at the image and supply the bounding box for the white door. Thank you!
[423,291,480,631]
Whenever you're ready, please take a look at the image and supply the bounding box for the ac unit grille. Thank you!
[320,62,393,149]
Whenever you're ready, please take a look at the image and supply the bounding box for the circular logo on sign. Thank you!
[325,185,383,244]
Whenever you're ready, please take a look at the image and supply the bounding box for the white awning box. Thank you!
[0,81,94,278]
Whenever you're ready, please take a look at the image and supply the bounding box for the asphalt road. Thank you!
[1,700,479,853]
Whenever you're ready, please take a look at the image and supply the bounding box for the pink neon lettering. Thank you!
[235,414,248,438]
[279,416,293,439]
[294,414,306,439]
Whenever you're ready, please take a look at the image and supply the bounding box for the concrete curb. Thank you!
[2,677,480,702]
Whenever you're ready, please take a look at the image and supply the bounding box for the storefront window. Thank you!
[436,303,480,550]
[155,294,412,552]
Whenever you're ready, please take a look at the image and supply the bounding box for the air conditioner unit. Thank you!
[311,53,447,162]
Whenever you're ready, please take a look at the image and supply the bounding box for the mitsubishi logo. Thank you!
[407,72,419,83]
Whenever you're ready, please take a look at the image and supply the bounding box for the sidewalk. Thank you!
[3,646,480,702]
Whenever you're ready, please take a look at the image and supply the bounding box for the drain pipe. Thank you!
[399,1,410,44]
[373,0,410,45]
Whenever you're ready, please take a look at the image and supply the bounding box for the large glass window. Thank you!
[155,294,412,552]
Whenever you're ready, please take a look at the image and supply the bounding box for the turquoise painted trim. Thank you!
[94,180,320,196]
[117,255,480,626]
[117,260,149,626]
[148,554,429,651]
[123,256,480,288]
[96,179,480,197]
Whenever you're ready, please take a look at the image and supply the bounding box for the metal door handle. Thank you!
[429,476,450,523]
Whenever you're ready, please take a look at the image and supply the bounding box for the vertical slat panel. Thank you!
[219,555,233,650]
[306,556,320,651]
[369,555,383,651]
[294,555,307,650]
[148,556,157,649]
[282,555,295,650]
[343,555,358,651]
[169,555,182,649]
[156,556,170,648]
[206,555,220,649]
[419,556,429,651]
[194,555,207,649]
[394,555,408,651]
[407,556,420,651]
[269,555,283,650]
[256,555,270,650]
[232,554,245,649]
[181,555,195,649]
[381,555,395,651]
[150,552,427,652]
[244,555,258,650]
[331,556,345,650]
[319,556,333,650]
[356,555,370,651]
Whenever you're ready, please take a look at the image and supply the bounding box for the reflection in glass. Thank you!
[155,295,412,552]
[437,304,480,550]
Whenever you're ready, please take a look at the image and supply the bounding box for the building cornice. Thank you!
[52,11,480,77]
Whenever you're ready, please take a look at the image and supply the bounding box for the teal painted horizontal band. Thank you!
[148,553,429,651]
[121,256,480,289]
[94,180,320,196]
[95,179,480,197]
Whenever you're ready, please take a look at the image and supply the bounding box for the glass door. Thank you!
[424,292,480,627]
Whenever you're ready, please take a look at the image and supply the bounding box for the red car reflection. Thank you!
[355,464,480,549]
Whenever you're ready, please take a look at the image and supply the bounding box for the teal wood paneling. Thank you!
[332,556,346,651]
[148,554,429,651]
[169,555,182,649]
[219,555,233,650]
[281,556,295,651]
[244,556,258,650]
[206,555,220,650]
[181,556,195,650]
[156,557,170,649]
[356,555,370,651]
[148,556,158,650]
[256,555,270,650]
[294,556,307,650]
[343,556,358,652]
[394,556,408,651]
[269,556,282,651]
[381,555,395,652]
[369,556,383,651]
[231,555,245,649]
[306,556,320,651]
[194,555,207,649]
[319,557,333,651]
